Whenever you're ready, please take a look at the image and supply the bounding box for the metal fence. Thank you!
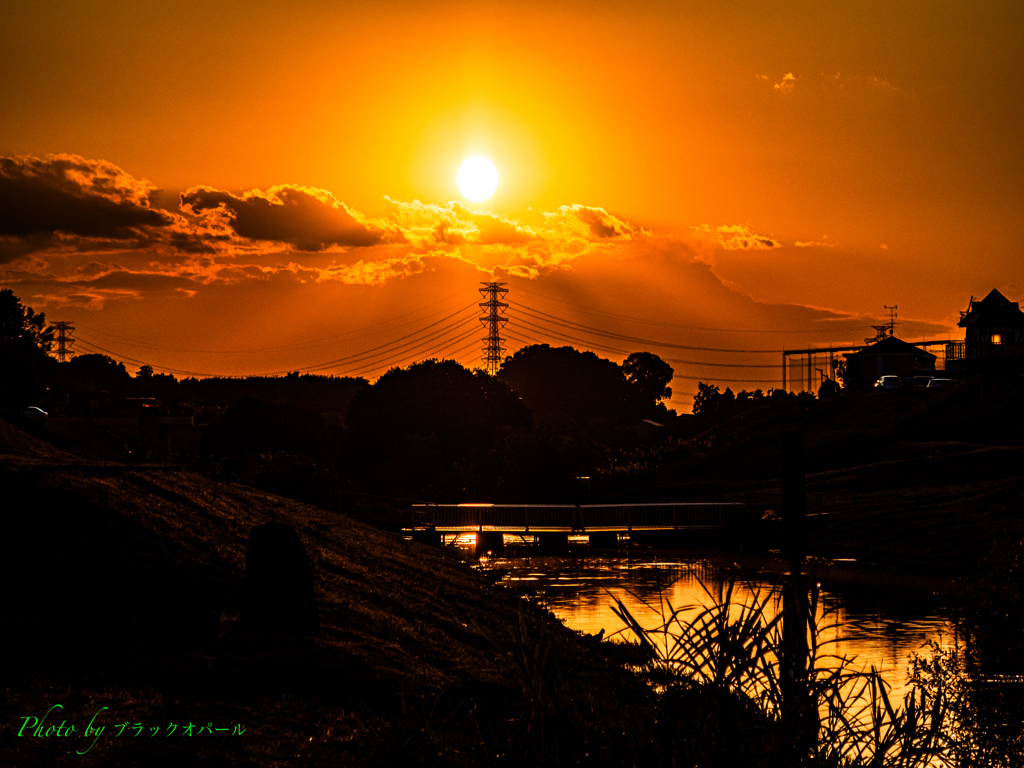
[411,503,745,532]
[946,340,1024,360]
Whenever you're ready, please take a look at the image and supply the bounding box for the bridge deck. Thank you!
[411,502,745,533]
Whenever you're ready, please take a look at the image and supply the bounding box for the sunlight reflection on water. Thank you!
[472,544,955,699]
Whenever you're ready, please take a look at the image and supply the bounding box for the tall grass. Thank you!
[609,576,953,767]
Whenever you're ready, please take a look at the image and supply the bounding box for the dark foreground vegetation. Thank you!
[5,417,1023,767]
[4,289,1024,764]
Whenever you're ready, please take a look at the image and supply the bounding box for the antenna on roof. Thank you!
[864,305,898,344]
[865,325,889,344]
[884,305,898,337]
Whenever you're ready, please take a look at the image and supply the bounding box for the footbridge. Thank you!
[410,502,747,551]
[413,502,744,532]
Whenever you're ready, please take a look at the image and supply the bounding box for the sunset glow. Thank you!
[5,6,1023,759]
[0,1,1020,411]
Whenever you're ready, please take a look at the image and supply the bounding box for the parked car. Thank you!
[24,406,48,419]
[874,375,903,390]
[913,376,935,389]
[927,378,957,387]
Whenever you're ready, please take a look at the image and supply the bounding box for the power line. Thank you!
[79,318,481,380]
[77,302,478,379]
[344,326,480,375]
[310,329,483,379]
[504,327,702,403]
[503,327,779,384]
[509,301,783,353]
[513,284,875,334]
[75,338,223,377]
[509,313,783,376]
[294,310,478,374]
[79,291,476,355]
[81,302,469,375]
[509,317,777,367]
[74,288,798,387]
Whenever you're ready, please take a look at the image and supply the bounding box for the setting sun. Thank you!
[457,157,499,202]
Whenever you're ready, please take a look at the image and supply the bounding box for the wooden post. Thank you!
[781,430,814,757]
[782,431,807,570]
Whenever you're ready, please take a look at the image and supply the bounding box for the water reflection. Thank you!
[473,544,954,698]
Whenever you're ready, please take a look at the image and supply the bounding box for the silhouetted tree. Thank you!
[62,353,132,393]
[494,427,595,503]
[735,388,765,405]
[692,382,718,418]
[498,345,645,432]
[692,382,735,421]
[622,351,673,409]
[0,289,56,407]
[818,378,840,399]
[130,365,179,400]
[178,373,368,417]
[203,396,332,459]
[0,289,53,353]
[693,383,812,423]
[345,359,530,496]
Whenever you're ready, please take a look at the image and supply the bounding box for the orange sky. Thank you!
[2,1,1022,410]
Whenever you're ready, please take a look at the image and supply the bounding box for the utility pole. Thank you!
[478,282,508,376]
[52,321,75,362]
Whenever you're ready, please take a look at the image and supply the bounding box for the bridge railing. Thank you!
[411,502,744,532]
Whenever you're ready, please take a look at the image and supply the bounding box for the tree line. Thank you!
[2,288,839,506]
[1,289,684,505]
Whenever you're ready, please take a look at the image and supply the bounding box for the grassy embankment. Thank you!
[0,419,652,767]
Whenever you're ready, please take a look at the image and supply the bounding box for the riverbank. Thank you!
[0,419,654,767]
[604,377,1024,580]
[2,411,1015,766]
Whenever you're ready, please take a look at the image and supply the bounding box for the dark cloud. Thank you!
[694,223,782,250]
[52,268,201,295]
[447,202,533,245]
[5,266,204,309]
[574,207,625,238]
[0,233,58,264]
[165,228,222,254]
[180,184,404,251]
[0,154,172,242]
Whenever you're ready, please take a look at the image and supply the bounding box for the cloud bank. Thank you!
[0,154,836,314]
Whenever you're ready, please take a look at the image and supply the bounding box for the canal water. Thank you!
[462,537,955,699]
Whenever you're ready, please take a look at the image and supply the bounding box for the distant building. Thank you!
[945,289,1024,375]
[843,335,936,390]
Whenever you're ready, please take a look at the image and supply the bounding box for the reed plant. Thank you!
[609,576,953,767]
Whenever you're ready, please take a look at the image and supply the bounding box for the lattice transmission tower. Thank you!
[52,321,76,362]
[478,282,509,375]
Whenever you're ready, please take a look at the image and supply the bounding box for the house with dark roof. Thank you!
[843,335,936,390]
[945,289,1024,375]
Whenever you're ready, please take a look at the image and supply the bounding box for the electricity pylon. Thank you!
[53,321,75,362]
[479,282,508,375]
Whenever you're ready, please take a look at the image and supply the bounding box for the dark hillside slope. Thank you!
[1,420,648,767]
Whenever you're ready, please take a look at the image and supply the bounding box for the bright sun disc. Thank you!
[457,157,499,202]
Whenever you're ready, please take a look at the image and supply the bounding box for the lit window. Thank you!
[991,333,1003,344]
